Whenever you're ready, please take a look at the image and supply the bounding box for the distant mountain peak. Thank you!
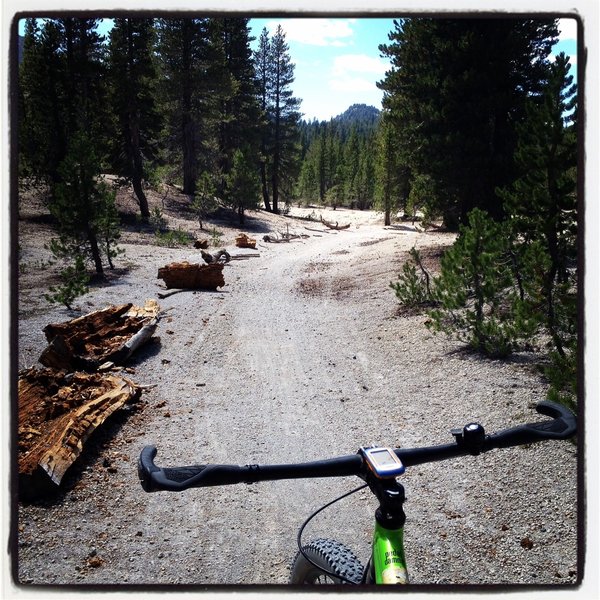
[334,104,380,121]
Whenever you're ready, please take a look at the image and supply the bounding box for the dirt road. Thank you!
[16,206,578,587]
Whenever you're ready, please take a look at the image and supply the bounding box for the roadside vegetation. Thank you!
[17,16,578,409]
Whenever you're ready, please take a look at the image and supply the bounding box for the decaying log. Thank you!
[39,300,160,371]
[235,233,257,249]
[194,239,209,249]
[263,234,289,243]
[263,231,309,243]
[320,217,351,230]
[18,367,140,499]
[157,261,225,290]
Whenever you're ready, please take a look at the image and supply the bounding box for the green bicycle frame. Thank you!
[371,521,409,584]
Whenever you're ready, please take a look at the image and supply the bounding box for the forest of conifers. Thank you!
[17,16,578,407]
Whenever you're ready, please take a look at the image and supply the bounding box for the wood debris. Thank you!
[157,261,225,290]
[235,233,257,249]
[18,367,140,499]
[321,217,351,230]
[263,231,309,243]
[39,300,160,371]
[200,249,231,263]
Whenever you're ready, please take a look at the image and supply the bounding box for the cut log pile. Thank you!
[235,233,257,249]
[18,367,140,499]
[157,261,225,290]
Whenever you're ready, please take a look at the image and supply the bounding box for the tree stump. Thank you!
[39,300,160,371]
[18,367,140,499]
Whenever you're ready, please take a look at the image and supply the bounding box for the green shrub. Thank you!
[390,248,433,308]
[44,253,89,310]
[426,208,534,358]
[154,227,191,247]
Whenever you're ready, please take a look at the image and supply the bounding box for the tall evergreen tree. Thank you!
[374,115,401,225]
[19,18,108,189]
[156,18,209,196]
[269,25,301,213]
[107,17,161,220]
[19,18,65,183]
[254,25,301,213]
[499,52,578,358]
[379,18,559,229]
[254,28,273,211]
[207,18,261,201]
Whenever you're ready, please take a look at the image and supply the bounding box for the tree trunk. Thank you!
[272,148,279,214]
[260,160,272,211]
[87,228,104,276]
[129,115,150,220]
[182,116,196,196]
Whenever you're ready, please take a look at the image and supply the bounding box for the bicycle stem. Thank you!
[365,476,409,584]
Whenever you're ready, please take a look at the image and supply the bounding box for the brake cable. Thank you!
[296,482,368,584]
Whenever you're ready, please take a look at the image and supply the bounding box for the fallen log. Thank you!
[18,367,140,499]
[39,300,160,371]
[201,249,231,263]
[263,234,289,243]
[157,261,225,290]
[235,233,257,249]
[321,217,351,230]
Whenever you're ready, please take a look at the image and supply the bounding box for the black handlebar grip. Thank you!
[138,445,160,492]
[486,400,576,449]
[138,445,210,492]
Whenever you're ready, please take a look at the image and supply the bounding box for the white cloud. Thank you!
[266,18,355,47]
[558,18,577,41]
[332,53,388,77]
[330,76,377,93]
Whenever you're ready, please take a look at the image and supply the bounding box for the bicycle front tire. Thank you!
[289,538,364,584]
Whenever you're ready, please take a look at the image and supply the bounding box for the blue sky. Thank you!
[248,18,395,121]
[251,17,579,122]
[18,16,579,123]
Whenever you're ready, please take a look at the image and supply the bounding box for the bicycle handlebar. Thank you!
[138,400,576,493]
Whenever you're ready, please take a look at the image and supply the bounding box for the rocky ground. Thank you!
[13,183,579,592]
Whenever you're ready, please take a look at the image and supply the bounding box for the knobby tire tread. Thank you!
[289,538,364,585]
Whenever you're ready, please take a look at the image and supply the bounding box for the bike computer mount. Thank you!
[360,446,406,479]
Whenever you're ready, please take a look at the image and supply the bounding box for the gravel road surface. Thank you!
[15,205,579,591]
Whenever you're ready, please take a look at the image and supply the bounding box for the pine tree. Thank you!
[374,116,401,225]
[48,131,121,279]
[254,28,273,211]
[224,147,261,224]
[107,17,161,221]
[269,25,301,213]
[426,208,531,357]
[379,18,559,229]
[156,18,209,196]
[498,53,578,406]
[19,18,108,189]
[202,18,262,207]
[19,18,66,183]
[254,25,301,213]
